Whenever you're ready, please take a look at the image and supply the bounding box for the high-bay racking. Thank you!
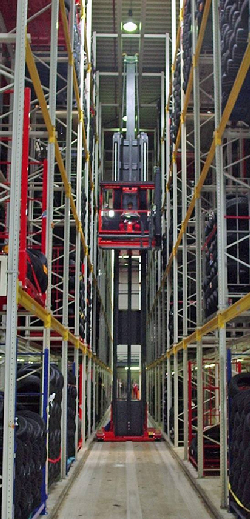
[0,2,112,518]
[147,0,250,511]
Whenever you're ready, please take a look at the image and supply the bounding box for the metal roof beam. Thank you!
[95,33,167,38]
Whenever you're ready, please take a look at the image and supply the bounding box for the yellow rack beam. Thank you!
[59,0,93,185]
[151,39,250,317]
[25,41,113,349]
[18,287,111,371]
[147,291,250,369]
[165,0,212,194]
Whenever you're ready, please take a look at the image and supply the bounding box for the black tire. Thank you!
[228,373,250,398]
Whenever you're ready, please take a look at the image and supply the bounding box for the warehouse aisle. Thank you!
[56,442,213,519]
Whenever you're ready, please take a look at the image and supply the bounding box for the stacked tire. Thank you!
[183,0,192,93]
[0,393,46,519]
[196,0,206,24]
[229,372,250,515]
[73,22,81,85]
[14,411,46,519]
[48,365,64,486]
[67,369,77,459]
[171,53,181,144]
[79,277,85,341]
[203,214,218,318]
[203,196,250,318]
[226,195,250,295]
[221,0,250,122]
[16,362,64,486]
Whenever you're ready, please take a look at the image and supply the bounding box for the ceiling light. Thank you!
[123,10,137,32]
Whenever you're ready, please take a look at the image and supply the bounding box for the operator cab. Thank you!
[98,181,158,249]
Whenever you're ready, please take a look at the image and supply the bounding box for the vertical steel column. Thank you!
[74,345,79,454]
[92,359,96,431]
[180,3,188,461]
[141,252,147,425]
[172,0,179,447]
[81,353,86,445]
[174,350,178,446]
[110,250,114,374]
[75,2,85,455]
[112,251,119,428]
[149,369,151,415]
[91,35,98,431]
[92,59,99,358]
[191,0,203,477]
[84,0,92,344]
[157,364,161,424]
[162,360,165,428]
[161,69,166,393]
[42,0,59,493]
[127,254,132,429]
[173,154,179,447]
[166,32,171,439]
[212,0,227,505]
[95,364,99,423]
[61,0,75,476]
[2,2,27,517]
[87,355,92,438]
[215,363,219,424]
[154,365,157,420]
[75,0,85,342]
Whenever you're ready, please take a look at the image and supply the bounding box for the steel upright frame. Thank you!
[146,0,250,507]
[1,2,112,517]
[2,2,28,518]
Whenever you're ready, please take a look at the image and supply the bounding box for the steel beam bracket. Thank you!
[49,126,56,144]
[214,130,222,146]
[218,312,225,329]
[63,328,69,341]
[218,312,225,328]
[183,338,188,350]
[44,313,51,329]
[194,186,200,199]
[196,328,202,342]
[65,183,71,198]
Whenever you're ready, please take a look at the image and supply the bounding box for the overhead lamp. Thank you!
[123,9,138,32]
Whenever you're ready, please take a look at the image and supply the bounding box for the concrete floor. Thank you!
[55,442,214,519]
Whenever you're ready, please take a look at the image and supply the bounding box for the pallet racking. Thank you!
[146,0,250,511]
[0,1,112,518]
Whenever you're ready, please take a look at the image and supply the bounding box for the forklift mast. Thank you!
[98,56,161,251]
[97,56,162,441]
